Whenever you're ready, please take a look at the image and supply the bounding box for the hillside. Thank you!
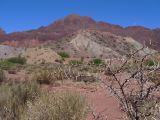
[0,14,160,51]
[47,30,155,58]
[0,45,24,59]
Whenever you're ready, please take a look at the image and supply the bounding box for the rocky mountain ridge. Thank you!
[0,14,160,51]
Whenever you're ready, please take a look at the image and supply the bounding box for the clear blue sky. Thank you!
[0,0,160,33]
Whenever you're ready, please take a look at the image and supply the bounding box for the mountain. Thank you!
[46,30,155,58]
[0,14,160,51]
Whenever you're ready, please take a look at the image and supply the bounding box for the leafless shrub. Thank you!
[102,48,160,120]
[33,65,98,84]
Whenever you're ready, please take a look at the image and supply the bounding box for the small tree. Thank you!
[102,48,160,120]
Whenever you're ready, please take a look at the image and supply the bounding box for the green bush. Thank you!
[0,81,40,120]
[23,92,88,120]
[7,56,26,65]
[0,60,16,70]
[90,58,104,65]
[144,59,158,67]
[58,51,70,59]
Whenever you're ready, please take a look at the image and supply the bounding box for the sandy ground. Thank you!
[22,47,60,64]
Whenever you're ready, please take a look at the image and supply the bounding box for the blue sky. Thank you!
[0,0,160,33]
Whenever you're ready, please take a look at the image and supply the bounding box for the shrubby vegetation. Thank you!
[58,51,70,60]
[144,58,158,67]
[0,80,88,120]
[104,50,160,120]
[0,56,26,70]
[7,56,26,65]
[0,81,40,120]
[33,70,56,84]
[23,92,88,120]
[89,58,104,65]
[0,60,16,70]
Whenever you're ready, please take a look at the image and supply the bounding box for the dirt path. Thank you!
[87,85,125,120]
[45,82,125,120]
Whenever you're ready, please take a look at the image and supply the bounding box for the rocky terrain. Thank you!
[46,30,155,58]
[0,29,155,61]
[0,45,24,59]
[0,14,160,51]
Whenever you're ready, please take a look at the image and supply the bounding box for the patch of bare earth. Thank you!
[44,81,125,120]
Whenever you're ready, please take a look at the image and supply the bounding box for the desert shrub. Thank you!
[7,56,26,65]
[89,58,104,65]
[58,51,70,59]
[69,60,82,65]
[0,69,6,83]
[0,81,40,120]
[33,65,98,84]
[144,58,158,67]
[0,60,16,70]
[23,92,88,120]
[33,70,56,84]
[75,75,98,83]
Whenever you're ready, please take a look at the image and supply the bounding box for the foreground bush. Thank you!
[23,92,88,120]
[0,81,40,120]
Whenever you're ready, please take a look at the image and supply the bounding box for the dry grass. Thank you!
[0,81,40,120]
[23,92,88,120]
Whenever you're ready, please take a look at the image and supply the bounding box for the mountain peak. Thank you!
[64,14,96,23]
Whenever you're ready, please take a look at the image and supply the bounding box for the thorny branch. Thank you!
[101,48,160,120]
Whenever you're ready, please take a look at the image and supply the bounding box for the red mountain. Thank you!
[0,14,160,50]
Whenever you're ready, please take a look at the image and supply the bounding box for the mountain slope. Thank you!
[47,30,155,58]
[0,45,24,59]
[0,14,160,50]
